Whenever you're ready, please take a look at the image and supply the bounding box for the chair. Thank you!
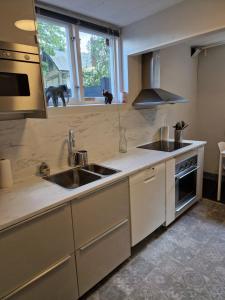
[217,142,225,201]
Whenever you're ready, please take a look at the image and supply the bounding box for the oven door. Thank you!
[0,59,45,112]
[175,166,198,215]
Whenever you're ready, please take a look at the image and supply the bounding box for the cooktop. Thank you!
[137,141,191,152]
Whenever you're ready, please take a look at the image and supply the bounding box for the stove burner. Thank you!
[137,141,191,152]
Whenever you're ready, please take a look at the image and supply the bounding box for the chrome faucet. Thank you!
[68,129,77,167]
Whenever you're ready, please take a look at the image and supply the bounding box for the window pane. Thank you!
[37,19,72,107]
[80,30,112,99]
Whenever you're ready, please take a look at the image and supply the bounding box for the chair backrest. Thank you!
[218,142,225,153]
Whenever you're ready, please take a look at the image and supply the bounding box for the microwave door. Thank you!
[0,59,45,112]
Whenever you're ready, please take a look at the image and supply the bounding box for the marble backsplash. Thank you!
[0,105,168,182]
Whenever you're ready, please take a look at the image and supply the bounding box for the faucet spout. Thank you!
[68,129,76,167]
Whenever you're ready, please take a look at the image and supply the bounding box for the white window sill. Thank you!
[47,102,126,117]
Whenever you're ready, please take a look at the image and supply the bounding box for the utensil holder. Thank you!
[174,130,183,143]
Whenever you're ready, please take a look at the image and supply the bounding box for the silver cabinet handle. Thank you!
[175,166,200,180]
[80,219,128,252]
[0,203,68,234]
[2,255,71,300]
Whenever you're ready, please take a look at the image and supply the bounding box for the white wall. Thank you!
[122,0,225,55]
[122,0,225,93]
[160,44,198,138]
[120,43,198,144]
[197,45,225,174]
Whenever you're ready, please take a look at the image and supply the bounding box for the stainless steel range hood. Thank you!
[133,51,188,109]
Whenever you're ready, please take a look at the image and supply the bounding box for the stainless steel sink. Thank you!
[83,164,120,176]
[44,168,101,189]
[43,164,120,189]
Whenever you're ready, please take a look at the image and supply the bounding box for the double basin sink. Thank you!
[44,164,120,189]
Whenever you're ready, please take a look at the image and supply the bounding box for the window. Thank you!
[37,19,73,107]
[37,16,121,107]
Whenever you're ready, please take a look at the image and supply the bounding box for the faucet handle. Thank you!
[39,162,50,177]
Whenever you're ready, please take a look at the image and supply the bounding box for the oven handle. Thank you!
[175,166,200,180]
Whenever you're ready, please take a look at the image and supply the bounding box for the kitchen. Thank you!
[0,0,225,299]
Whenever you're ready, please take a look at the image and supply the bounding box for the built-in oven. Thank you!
[175,155,199,216]
[0,41,45,113]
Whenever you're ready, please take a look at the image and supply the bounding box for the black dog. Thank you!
[103,89,113,104]
[46,85,70,107]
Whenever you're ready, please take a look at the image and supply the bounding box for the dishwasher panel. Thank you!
[129,163,166,246]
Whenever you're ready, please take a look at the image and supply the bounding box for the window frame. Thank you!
[37,14,122,106]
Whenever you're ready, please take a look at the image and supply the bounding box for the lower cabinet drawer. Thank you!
[76,219,131,296]
[72,179,129,249]
[0,204,74,298]
[2,255,78,300]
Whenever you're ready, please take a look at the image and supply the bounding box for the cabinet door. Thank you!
[0,0,37,45]
[130,163,166,246]
[3,255,78,300]
[76,220,130,296]
[165,159,176,226]
[197,146,204,199]
[0,204,74,298]
[72,179,129,249]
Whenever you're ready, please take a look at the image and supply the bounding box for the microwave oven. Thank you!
[0,41,46,114]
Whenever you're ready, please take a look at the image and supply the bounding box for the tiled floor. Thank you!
[84,199,225,300]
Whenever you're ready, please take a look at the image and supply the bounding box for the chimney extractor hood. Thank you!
[133,52,188,109]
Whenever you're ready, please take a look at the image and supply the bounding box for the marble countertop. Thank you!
[0,140,206,231]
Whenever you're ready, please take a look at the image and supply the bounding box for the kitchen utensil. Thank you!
[173,121,189,130]
[174,129,183,143]
[160,126,169,141]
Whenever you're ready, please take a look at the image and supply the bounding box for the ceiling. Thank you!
[40,0,185,27]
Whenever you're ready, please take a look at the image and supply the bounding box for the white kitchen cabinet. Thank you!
[76,219,130,296]
[197,146,205,199]
[72,179,131,296]
[0,204,78,300]
[4,255,78,300]
[165,158,176,226]
[72,179,130,249]
[129,163,166,246]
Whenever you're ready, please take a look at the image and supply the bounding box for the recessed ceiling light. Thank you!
[14,20,36,32]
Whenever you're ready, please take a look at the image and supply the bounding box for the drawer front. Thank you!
[72,179,129,249]
[3,255,78,300]
[0,204,74,298]
[76,219,131,296]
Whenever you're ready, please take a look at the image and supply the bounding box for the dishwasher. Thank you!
[129,163,166,246]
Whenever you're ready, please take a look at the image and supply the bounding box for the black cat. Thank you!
[103,89,113,104]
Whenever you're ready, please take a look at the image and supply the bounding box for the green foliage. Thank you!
[37,20,111,88]
[37,21,66,74]
[82,36,110,87]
